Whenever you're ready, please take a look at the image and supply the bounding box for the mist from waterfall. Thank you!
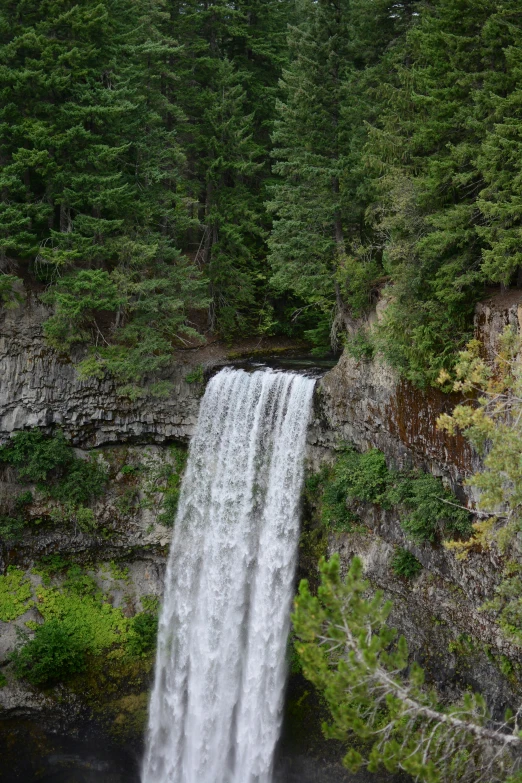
[142,367,316,783]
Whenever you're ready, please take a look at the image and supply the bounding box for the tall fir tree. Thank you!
[476,3,522,287]
[267,0,414,351]
[167,0,293,338]
[366,0,522,386]
[0,0,207,392]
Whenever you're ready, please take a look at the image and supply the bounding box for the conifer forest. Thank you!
[2,0,522,389]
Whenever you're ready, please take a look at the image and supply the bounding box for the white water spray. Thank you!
[142,367,315,783]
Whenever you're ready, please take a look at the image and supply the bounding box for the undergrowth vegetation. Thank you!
[391,548,423,580]
[0,431,187,540]
[9,562,159,689]
[307,445,472,543]
[0,567,33,622]
[0,430,107,538]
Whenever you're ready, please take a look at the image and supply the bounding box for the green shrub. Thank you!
[387,473,472,543]
[158,445,188,527]
[317,447,388,531]
[0,491,34,541]
[32,555,70,586]
[391,548,422,579]
[128,612,158,656]
[141,594,160,614]
[309,445,472,542]
[345,330,375,361]
[185,365,204,384]
[0,671,7,688]
[62,565,99,597]
[36,576,129,655]
[0,430,72,484]
[0,274,23,309]
[0,430,107,500]
[0,430,107,533]
[50,458,107,505]
[0,515,25,541]
[12,562,157,687]
[333,447,389,504]
[10,620,86,687]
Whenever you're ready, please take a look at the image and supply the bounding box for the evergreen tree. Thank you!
[267,0,414,351]
[293,555,522,783]
[365,0,522,385]
[0,0,207,392]
[268,0,352,324]
[167,0,293,338]
[476,3,522,287]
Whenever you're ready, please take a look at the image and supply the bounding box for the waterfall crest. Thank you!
[142,367,315,783]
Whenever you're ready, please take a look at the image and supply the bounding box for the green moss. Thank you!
[0,671,7,688]
[0,567,33,621]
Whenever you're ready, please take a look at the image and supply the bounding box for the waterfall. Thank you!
[142,367,315,783]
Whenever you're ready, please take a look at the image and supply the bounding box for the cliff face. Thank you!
[300,290,522,733]
[1,291,522,782]
[0,295,200,447]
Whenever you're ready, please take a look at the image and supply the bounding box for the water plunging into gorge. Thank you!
[142,367,316,783]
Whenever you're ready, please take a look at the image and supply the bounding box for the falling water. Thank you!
[142,367,315,783]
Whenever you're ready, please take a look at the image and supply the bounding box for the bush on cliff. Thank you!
[311,444,472,541]
[0,430,106,500]
[11,619,86,687]
[0,430,107,533]
[128,612,158,657]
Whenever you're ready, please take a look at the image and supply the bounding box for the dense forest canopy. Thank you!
[1,0,522,391]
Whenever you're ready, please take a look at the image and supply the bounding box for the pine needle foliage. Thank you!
[293,555,522,783]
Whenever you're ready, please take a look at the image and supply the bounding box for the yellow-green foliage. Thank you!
[35,583,130,655]
[0,567,33,621]
[10,562,161,702]
[438,328,522,646]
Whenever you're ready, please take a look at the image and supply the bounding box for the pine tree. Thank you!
[293,555,522,783]
[267,0,414,351]
[365,0,522,385]
[166,0,293,338]
[0,0,207,391]
[268,0,351,312]
[476,3,522,287]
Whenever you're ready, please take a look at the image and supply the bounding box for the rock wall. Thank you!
[0,296,201,447]
[2,290,522,781]
[310,290,522,492]
[301,289,522,724]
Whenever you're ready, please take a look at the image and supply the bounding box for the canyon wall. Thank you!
[1,290,522,781]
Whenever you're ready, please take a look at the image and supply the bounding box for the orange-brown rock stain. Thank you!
[387,379,473,474]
